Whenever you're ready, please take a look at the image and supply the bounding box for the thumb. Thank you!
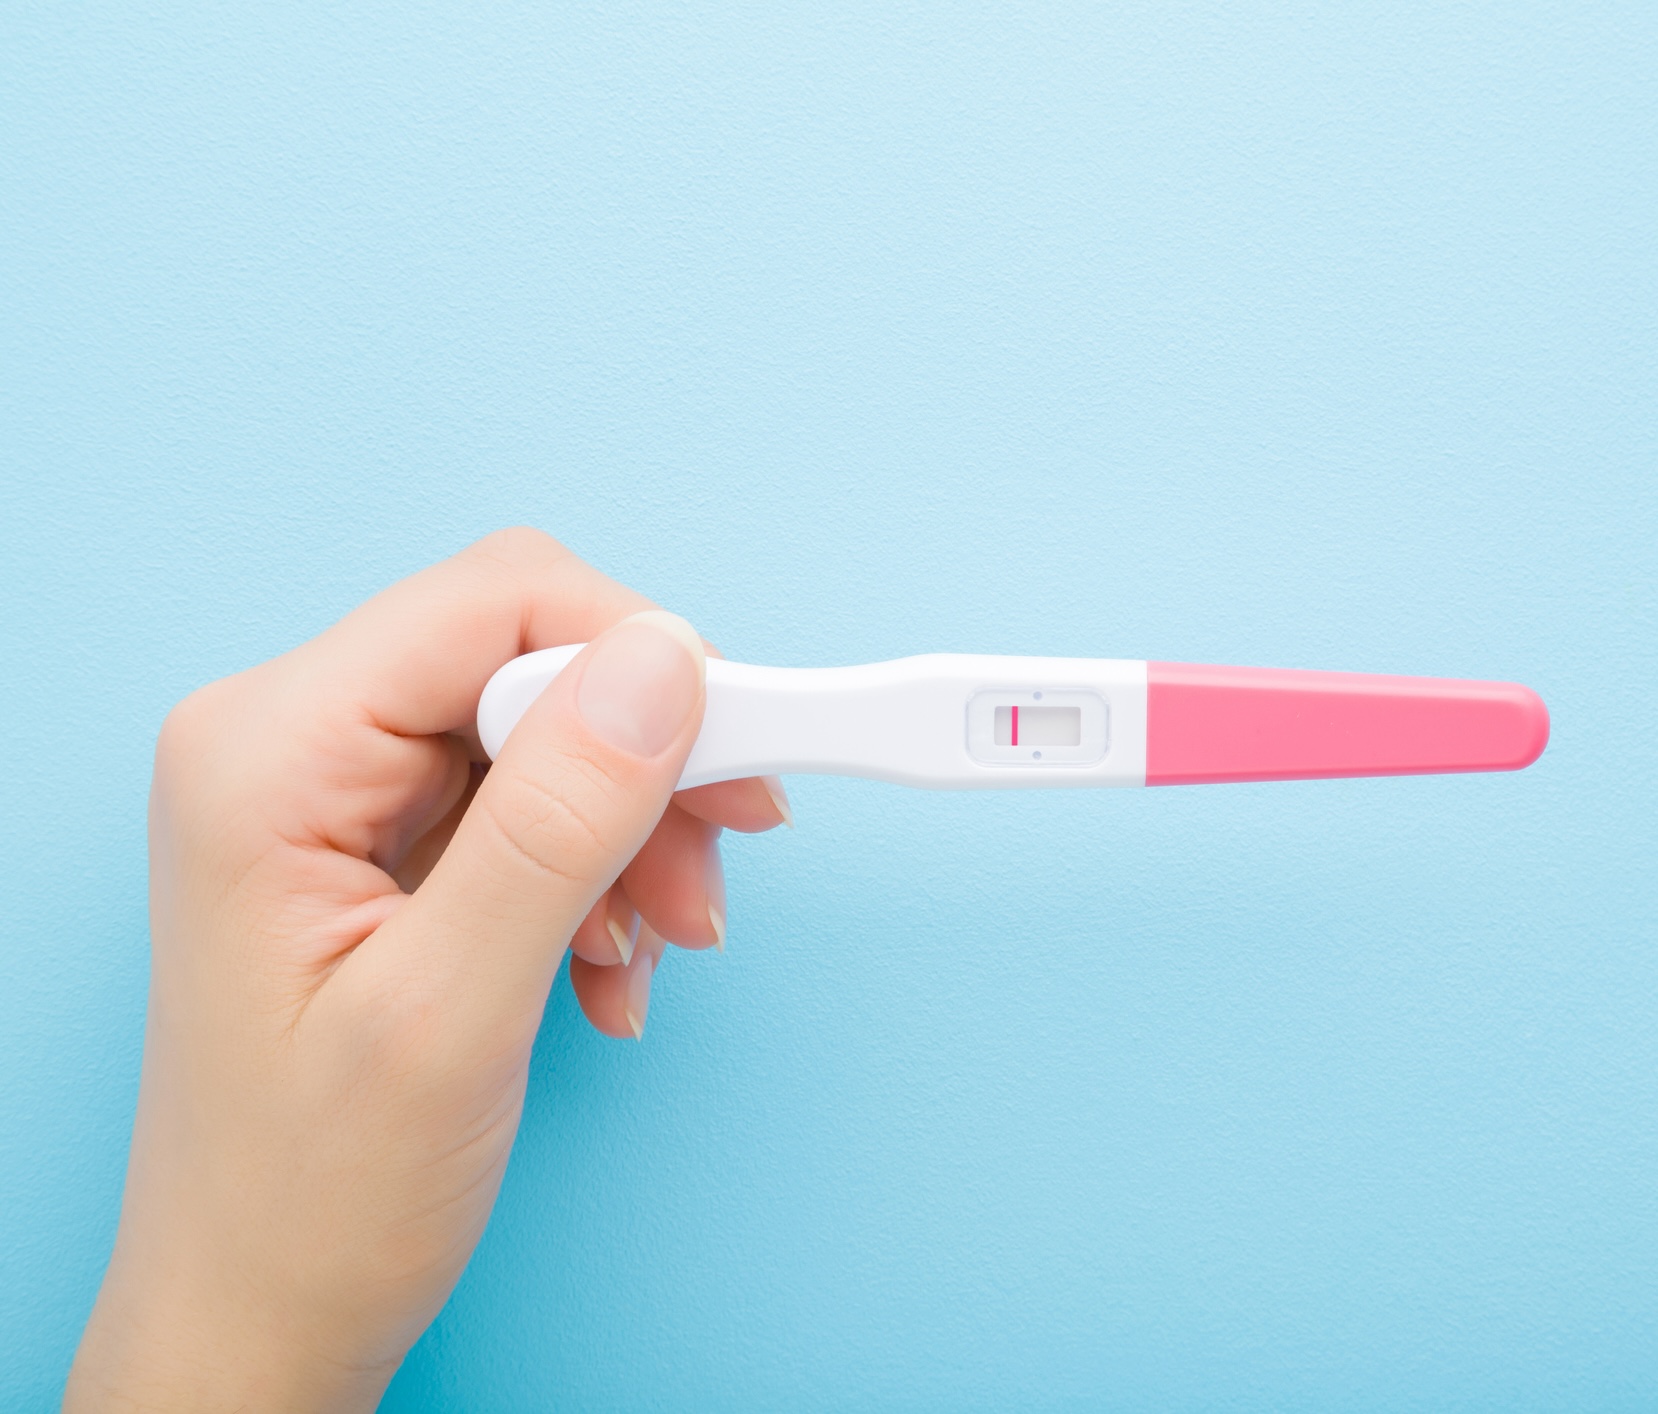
[379,610,706,1036]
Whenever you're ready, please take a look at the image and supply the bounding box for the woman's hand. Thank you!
[64,529,789,1412]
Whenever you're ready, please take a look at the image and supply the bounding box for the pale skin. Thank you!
[64,529,791,1411]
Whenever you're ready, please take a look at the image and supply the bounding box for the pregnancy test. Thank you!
[477,649,1548,791]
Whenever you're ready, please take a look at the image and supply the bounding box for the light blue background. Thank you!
[3,3,1655,1408]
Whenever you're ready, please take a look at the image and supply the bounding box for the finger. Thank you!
[681,643,792,833]
[569,887,639,966]
[675,774,793,833]
[357,611,706,1039]
[620,803,726,951]
[570,922,670,1040]
[295,527,654,739]
[388,753,482,892]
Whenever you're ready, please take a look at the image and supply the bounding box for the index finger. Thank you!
[288,527,652,737]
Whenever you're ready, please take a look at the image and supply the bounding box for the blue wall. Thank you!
[3,4,1655,1408]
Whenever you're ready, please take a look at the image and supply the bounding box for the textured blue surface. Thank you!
[3,3,1656,1409]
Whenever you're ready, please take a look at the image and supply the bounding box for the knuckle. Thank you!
[152,671,295,855]
[478,757,633,885]
[464,526,569,574]
[153,677,238,784]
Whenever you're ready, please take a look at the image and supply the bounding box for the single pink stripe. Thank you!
[1011,704,1019,747]
[1145,663,1549,786]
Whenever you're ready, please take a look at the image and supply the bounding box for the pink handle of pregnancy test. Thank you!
[1145,663,1550,786]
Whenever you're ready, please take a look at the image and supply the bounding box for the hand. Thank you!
[64,529,790,1411]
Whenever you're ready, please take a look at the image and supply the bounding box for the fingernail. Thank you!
[705,846,726,952]
[606,913,636,968]
[762,774,794,829]
[576,611,706,758]
[624,952,655,1040]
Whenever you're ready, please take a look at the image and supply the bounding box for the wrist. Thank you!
[66,1256,396,1414]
